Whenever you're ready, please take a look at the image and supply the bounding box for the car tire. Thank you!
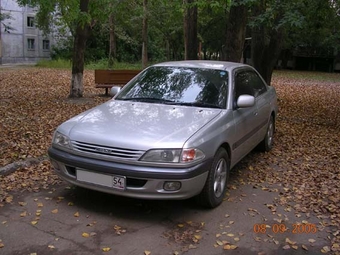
[259,115,275,152]
[197,148,230,208]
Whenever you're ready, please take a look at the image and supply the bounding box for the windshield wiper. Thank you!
[166,102,223,109]
[118,97,175,103]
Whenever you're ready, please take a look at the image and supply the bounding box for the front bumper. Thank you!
[48,147,211,200]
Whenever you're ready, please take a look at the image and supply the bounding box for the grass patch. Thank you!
[36,58,143,70]
[36,59,72,69]
[273,70,340,83]
[85,59,143,70]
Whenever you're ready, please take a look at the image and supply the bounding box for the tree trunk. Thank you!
[108,13,116,69]
[142,0,148,69]
[224,3,247,62]
[184,0,198,60]
[69,0,90,98]
[251,26,283,85]
[250,1,285,86]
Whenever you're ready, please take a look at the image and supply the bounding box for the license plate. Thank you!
[76,169,126,190]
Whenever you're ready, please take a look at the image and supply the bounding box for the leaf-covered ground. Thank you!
[0,68,339,253]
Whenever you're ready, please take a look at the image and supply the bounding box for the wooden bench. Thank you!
[95,69,142,95]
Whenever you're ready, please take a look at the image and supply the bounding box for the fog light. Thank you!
[164,181,181,191]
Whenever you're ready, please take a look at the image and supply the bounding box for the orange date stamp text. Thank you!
[253,223,317,234]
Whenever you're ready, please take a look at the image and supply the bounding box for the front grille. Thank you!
[72,141,144,161]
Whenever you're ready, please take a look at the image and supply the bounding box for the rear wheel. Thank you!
[259,115,275,152]
[197,148,230,208]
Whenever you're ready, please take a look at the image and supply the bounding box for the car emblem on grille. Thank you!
[95,148,112,154]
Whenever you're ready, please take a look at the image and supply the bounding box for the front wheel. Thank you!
[197,148,230,208]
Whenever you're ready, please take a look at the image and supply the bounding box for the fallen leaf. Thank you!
[282,245,290,250]
[144,251,151,255]
[285,238,296,245]
[194,235,201,240]
[321,246,330,253]
[51,209,58,214]
[31,221,38,225]
[82,232,90,238]
[20,211,27,217]
[102,247,111,252]
[74,212,80,217]
[223,244,237,250]
[216,240,223,246]
[302,245,308,251]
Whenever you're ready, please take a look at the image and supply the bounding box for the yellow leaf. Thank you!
[74,212,80,217]
[37,202,43,207]
[144,251,151,255]
[223,244,237,250]
[177,224,184,228]
[51,209,58,214]
[216,234,221,237]
[0,243,4,248]
[308,239,316,243]
[227,233,234,237]
[285,238,296,245]
[302,245,308,251]
[292,245,298,250]
[102,247,111,252]
[194,235,201,240]
[68,202,74,206]
[31,221,38,225]
[48,245,55,249]
[216,240,223,246]
[82,232,90,238]
[20,211,27,217]
[18,202,27,206]
[321,246,330,253]
[249,166,254,171]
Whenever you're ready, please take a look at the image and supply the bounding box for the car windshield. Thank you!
[115,66,229,109]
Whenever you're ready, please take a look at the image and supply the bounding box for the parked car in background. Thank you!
[48,60,278,208]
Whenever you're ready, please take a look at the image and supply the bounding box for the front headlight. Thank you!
[140,148,205,163]
[52,131,71,149]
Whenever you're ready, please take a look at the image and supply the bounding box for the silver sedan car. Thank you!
[48,60,278,208]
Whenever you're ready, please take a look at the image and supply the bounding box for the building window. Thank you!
[43,40,50,51]
[27,39,35,50]
[27,16,35,27]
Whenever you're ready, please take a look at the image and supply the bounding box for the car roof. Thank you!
[152,60,250,71]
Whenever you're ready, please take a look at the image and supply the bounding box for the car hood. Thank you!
[59,100,221,150]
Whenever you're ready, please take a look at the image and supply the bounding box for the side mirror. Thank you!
[110,86,121,97]
[237,95,255,108]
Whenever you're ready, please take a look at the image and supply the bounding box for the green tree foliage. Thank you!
[16,0,112,97]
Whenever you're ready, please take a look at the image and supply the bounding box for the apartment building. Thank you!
[0,0,52,64]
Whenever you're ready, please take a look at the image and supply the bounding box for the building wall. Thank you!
[0,0,52,64]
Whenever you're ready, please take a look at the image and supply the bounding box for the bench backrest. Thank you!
[95,69,142,85]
